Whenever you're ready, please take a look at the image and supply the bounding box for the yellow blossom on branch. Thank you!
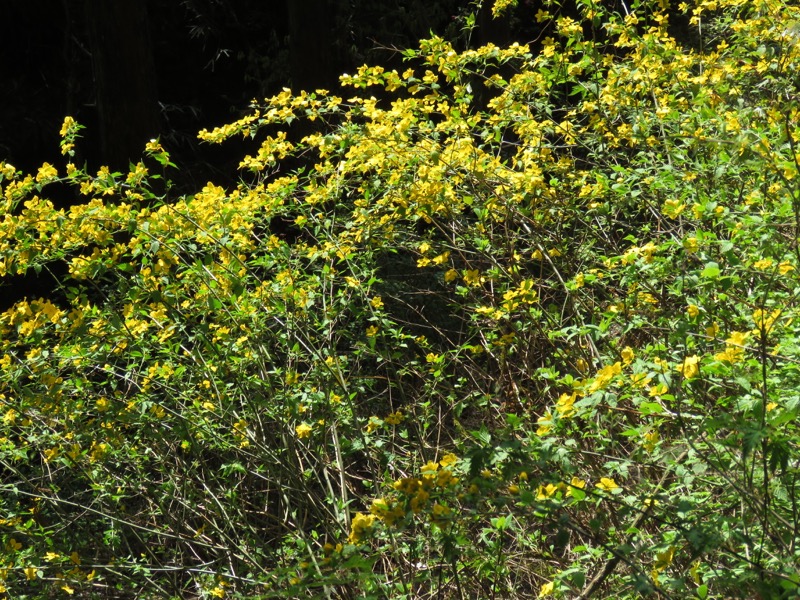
[384,411,404,425]
[567,477,586,497]
[752,308,782,335]
[492,0,517,18]
[463,269,482,286]
[347,512,376,543]
[295,423,313,438]
[36,163,58,182]
[60,116,77,137]
[555,392,577,417]
[588,361,622,393]
[676,355,700,379]
[439,453,458,468]
[595,477,621,492]
[621,346,635,365]
[539,581,555,597]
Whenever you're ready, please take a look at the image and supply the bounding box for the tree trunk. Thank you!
[477,2,512,47]
[287,0,336,93]
[85,0,160,171]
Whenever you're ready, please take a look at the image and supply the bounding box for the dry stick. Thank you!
[576,450,688,599]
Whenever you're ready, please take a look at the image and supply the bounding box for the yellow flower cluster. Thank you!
[347,512,377,544]
[714,331,749,364]
[350,453,461,541]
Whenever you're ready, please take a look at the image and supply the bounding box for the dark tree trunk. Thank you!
[287,0,336,92]
[477,3,512,47]
[85,0,160,171]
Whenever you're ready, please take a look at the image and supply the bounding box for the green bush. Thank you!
[2,0,800,597]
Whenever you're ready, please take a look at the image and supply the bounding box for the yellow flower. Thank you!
[463,269,482,286]
[539,581,555,597]
[567,476,586,496]
[753,308,782,335]
[2,409,17,425]
[366,325,379,337]
[663,199,686,218]
[654,546,675,573]
[394,477,421,494]
[596,477,621,492]
[555,392,576,417]
[410,490,430,513]
[437,453,458,469]
[421,461,439,473]
[384,411,404,425]
[24,566,37,580]
[588,361,622,392]
[365,417,381,433]
[145,139,164,153]
[536,483,558,499]
[59,116,76,136]
[754,258,774,270]
[714,331,749,364]
[686,304,700,318]
[295,423,313,438]
[536,410,553,436]
[36,162,58,182]
[676,355,700,379]
[621,346,634,365]
[370,296,384,309]
[348,512,377,544]
[643,430,660,452]
[492,0,517,17]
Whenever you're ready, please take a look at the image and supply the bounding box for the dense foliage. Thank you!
[2,0,800,597]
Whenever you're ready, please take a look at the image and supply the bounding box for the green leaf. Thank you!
[700,262,720,279]
[570,487,586,501]
[639,402,664,416]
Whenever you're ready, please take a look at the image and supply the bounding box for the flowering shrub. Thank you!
[2,0,800,597]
